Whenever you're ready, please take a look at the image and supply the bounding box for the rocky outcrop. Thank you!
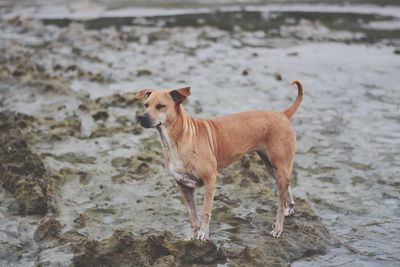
[0,112,58,215]
[71,230,225,267]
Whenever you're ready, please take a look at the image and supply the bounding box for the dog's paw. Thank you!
[284,207,295,216]
[196,228,209,241]
[270,225,283,238]
[187,227,199,240]
[186,228,199,240]
[185,234,196,241]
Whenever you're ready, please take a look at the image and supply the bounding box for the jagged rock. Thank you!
[0,112,58,215]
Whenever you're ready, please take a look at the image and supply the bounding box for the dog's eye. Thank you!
[156,104,166,110]
[144,103,149,108]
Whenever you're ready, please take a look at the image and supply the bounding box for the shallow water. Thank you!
[0,0,400,266]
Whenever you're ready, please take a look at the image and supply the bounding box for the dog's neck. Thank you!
[156,105,192,163]
[156,125,177,164]
[165,105,192,140]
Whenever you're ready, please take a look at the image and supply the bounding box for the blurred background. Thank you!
[0,0,399,266]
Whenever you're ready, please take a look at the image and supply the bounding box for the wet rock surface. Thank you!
[71,230,226,266]
[0,112,58,215]
[36,207,330,267]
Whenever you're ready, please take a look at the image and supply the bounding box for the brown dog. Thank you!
[135,80,303,240]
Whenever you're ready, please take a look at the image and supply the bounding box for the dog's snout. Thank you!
[138,113,153,128]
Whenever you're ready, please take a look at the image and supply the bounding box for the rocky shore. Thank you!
[0,110,333,266]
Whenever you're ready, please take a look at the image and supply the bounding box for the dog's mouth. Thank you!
[140,122,161,129]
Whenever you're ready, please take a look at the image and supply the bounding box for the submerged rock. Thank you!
[47,116,82,140]
[79,92,140,112]
[111,137,163,183]
[42,152,96,165]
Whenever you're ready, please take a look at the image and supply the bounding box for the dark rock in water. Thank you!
[274,72,283,81]
[287,52,299,57]
[34,217,62,242]
[93,92,139,109]
[0,112,58,215]
[12,69,25,77]
[92,111,109,121]
[47,152,97,164]
[66,65,78,72]
[137,69,152,77]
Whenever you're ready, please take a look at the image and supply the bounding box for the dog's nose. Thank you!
[138,113,153,128]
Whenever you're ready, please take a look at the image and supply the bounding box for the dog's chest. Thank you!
[168,163,203,188]
[157,127,202,188]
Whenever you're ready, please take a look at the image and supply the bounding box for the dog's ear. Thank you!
[170,86,191,104]
[135,89,153,100]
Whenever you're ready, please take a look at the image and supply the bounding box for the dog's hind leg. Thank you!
[256,151,276,179]
[270,165,291,238]
[258,149,295,237]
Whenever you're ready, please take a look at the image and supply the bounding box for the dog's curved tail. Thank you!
[283,80,304,119]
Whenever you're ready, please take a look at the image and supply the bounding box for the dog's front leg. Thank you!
[178,183,199,239]
[197,175,216,241]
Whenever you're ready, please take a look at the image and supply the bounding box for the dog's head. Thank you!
[135,87,191,128]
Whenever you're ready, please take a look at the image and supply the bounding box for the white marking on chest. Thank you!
[156,126,201,188]
[156,126,182,168]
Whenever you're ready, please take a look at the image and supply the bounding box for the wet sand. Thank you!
[0,1,400,266]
